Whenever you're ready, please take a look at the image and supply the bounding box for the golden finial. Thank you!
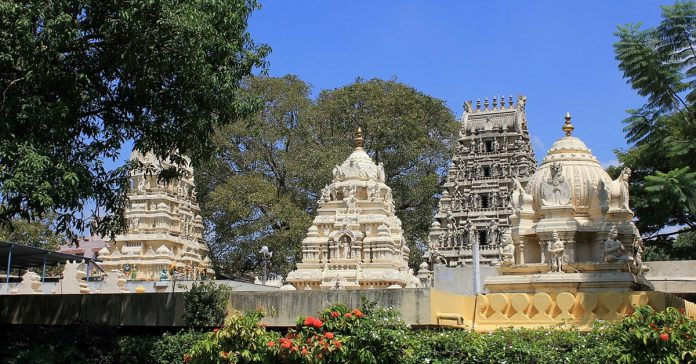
[509,95,513,107]
[484,97,489,110]
[476,99,481,111]
[562,112,574,136]
[492,96,498,109]
[355,127,364,149]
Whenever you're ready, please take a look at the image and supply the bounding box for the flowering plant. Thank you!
[615,305,696,364]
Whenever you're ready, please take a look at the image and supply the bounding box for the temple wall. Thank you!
[433,265,500,295]
[1,288,693,331]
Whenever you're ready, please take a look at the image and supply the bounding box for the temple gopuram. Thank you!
[100,151,214,280]
[426,95,537,267]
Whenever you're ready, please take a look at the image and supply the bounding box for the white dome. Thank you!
[527,119,613,214]
[332,128,386,183]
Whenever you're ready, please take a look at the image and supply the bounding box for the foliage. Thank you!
[612,0,696,258]
[186,303,696,364]
[196,75,456,278]
[0,0,269,240]
[151,330,206,364]
[614,305,696,364]
[0,213,65,250]
[183,282,233,328]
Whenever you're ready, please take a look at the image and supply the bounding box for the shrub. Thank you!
[186,304,696,364]
[183,282,233,328]
[613,305,696,364]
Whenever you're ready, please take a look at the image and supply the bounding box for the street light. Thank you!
[260,245,272,285]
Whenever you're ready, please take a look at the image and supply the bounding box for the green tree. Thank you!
[0,214,65,250]
[0,0,269,240]
[197,76,456,278]
[613,0,696,259]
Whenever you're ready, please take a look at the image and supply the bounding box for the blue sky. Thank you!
[247,1,669,166]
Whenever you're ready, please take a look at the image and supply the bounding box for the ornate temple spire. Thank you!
[562,112,574,136]
[355,127,364,150]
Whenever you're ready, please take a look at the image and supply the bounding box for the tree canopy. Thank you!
[196,75,456,278]
[0,0,269,241]
[613,0,696,259]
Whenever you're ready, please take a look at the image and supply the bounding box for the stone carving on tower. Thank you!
[485,113,652,293]
[285,129,420,290]
[426,95,537,267]
[100,150,214,280]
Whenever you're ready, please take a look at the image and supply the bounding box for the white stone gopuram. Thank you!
[100,150,214,280]
[485,114,652,293]
[286,129,420,290]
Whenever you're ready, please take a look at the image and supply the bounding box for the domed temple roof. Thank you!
[526,113,613,214]
[332,128,386,183]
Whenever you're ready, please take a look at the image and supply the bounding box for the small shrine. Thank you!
[100,150,214,280]
[486,113,652,293]
[285,129,421,290]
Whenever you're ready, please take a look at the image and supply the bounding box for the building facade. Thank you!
[427,95,537,267]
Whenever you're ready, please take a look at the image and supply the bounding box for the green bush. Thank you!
[183,282,233,327]
[186,304,696,364]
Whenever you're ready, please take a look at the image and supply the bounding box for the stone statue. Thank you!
[493,138,499,151]
[631,235,646,275]
[368,184,380,201]
[319,185,331,203]
[604,227,631,263]
[547,232,566,273]
[486,221,499,245]
[138,177,147,193]
[541,162,571,206]
[498,234,515,266]
[160,268,168,281]
[610,167,631,210]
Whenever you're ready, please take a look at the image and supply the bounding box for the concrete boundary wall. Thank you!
[1,289,693,330]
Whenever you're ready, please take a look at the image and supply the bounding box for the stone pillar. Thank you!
[539,241,547,265]
[566,239,575,263]
[517,237,525,265]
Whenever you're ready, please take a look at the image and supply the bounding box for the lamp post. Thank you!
[260,245,272,285]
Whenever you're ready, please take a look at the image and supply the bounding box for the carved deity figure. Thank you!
[631,236,646,275]
[344,186,358,210]
[486,221,499,245]
[467,222,477,248]
[610,167,632,210]
[547,232,566,273]
[368,184,381,201]
[137,177,147,193]
[499,234,515,266]
[541,162,571,206]
[604,227,632,263]
[320,185,331,203]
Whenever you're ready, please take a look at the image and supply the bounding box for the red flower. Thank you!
[679,307,685,314]
[307,337,313,344]
[221,351,229,359]
[344,313,353,318]
[660,333,669,341]
[352,309,364,318]
[313,319,324,328]
[183,354,192,363]
[324,332,334,339]
[330,311,340,318]
[291,346,298,352]
[280,338,293,349]
[301,347,308,356]
[267,341,276,347]
[213,328,220,333]
[333,340,342,348]
[304,317,314,326]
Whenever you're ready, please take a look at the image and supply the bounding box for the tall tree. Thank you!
[0,0,269,240]
[196,76,456,279]
[613,0,696,259]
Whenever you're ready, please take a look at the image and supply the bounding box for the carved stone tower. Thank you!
[427,95,537,267]
[100,150,214,280]
[285,129,420,290]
